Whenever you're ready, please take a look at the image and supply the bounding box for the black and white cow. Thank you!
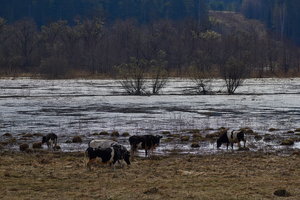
[42,133,58,149]
[129,135,163,159]
[86,144,130,170]
[86,147,115,170]
[217,130,246,150]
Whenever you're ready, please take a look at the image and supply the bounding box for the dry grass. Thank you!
[0,151,300,200]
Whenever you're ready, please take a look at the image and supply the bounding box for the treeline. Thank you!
[1,0,300,46]
[241,0,300,45]
[208,0,300,45]
[0,16,299,78]
[0,0,209,26]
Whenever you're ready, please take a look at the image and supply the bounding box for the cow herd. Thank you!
[84,135,163,170]
[41,130,246,170]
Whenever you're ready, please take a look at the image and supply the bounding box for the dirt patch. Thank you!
[0,151,299,199]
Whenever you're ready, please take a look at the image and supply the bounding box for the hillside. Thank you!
[210,11,267,38]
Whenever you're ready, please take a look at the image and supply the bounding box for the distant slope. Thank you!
[210,11,267,38]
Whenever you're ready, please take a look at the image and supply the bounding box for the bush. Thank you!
[111,131,120,137]
[122,132,130,137]
[19,144,29,151]
[281,139,294,146]
[180,136,190,142]
[2,133,12,137]
[32,142,42,149]
[72,136,82,143]
[99,131,109,135]
[221,57,247,94]
[117,57,148,95]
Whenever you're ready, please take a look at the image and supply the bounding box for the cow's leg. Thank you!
[87,159,97,170]
[243,139,246,148]
[130,146,135,161]
[118,160,125,168]
[54,138,57,148]
[110,160,117,170]
[226,143,229,150]
[151,147,154,157]
[231,143,234,150]
[145,145,148,157]
[238,141,241,148]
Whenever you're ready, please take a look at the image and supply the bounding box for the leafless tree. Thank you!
[188,66,212,95]
[12,19,38,71]
[150,50,168,94]
[77,18,104,73]
[221,57,247,94]
[118,57,148,95]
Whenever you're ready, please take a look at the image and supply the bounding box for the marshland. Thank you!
[1,0,300,199]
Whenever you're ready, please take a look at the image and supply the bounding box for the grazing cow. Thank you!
[42,133,57,149]
[112,144,131,167]
[86,147,114,170]
[217,130,246,150]
[86,144,130,170]
[88,139,118,149]
[129,135,163,159]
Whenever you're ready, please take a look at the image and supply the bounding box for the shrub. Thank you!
[72,136,82,143]
[19,144,29,151]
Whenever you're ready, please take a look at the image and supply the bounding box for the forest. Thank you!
[0,0,299,78]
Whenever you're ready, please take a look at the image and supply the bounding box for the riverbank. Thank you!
[0,151,299,199]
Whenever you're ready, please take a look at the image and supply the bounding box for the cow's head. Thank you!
[42,136,47,144]
[154,135,163,145]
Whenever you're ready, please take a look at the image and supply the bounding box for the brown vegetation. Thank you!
[72,136,83,143]
[19,144,29,151]
[0,151,299,199]
[32,142,43,149]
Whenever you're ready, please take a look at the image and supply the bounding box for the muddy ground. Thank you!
[0,150,300,200]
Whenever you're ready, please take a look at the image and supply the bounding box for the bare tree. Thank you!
[12,19,38,71]
[221,57,247,94]
[118,57,148,95]
[150,50,168,94]
[188,65,212,95]
[0,18,7,73]
[77,18,104,73]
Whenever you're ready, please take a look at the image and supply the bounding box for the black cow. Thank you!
[217,130,246,150]
[129,135,162,159]
[86,144,130,170]
[42,133,58,149]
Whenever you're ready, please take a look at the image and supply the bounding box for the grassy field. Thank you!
[0,151,300,200]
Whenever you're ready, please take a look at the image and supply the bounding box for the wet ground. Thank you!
[0,78,299,154]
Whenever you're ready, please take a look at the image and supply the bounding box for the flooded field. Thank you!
[0,78,300,154]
